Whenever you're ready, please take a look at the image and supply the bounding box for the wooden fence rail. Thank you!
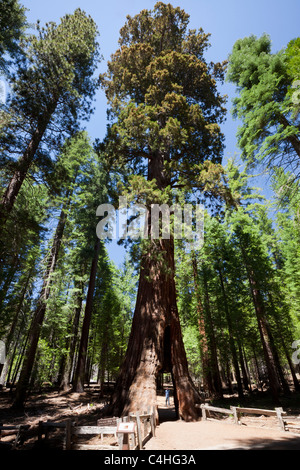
[128,407,156,450]
[0,424,30,449]
[199,404,288,431]
[37,406,157,450]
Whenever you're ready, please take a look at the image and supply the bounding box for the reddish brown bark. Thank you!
[241,251,282,404]
[106,238,202,421]
[202,270,223,399]
[0,101,58,227]
[217,265,244,399]
[72,238,101,392]
[12,203,67,408]
[192,256,212,395]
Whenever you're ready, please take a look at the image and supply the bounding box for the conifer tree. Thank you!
[227,34,300,179]
[0,8,100,226]
[101,2,227,420]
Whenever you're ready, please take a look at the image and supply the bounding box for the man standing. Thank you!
[165,387,170,406]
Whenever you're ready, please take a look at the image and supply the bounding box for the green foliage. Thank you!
[101,1,227,203]
[284,38,300,118]
[0,8,101,191]
[0,0,27,72]
[227,34,300,179]
[285,38,300,82]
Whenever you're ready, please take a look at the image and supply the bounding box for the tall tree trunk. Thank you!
[202,269,223,399]
[0,102,57,226]
[72,238,101,392]
[0,269,32,387]
[12,203,67,408]
[268,292,300,392]
[239,241,282,404]
[191,256,212,396]
[106,237,202,421]
[59,280,84,391]
[104,149,202,421]
[217,266,244,399]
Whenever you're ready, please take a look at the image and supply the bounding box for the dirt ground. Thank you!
[1,387,300,450]
[146,396,300,450]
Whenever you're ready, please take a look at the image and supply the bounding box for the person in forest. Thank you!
[165,387,170,407]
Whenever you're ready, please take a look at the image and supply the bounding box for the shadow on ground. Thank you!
[158,405,177,423]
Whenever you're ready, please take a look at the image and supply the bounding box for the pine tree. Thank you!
[226,34,300,179]
[0,8,100,226]
[0,0,27,73]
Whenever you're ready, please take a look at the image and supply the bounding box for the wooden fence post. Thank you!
[38,421,43,444]
[150,406,156,437]
[231,406,239,425]
[65,419,72,450]
[135,412,143,450]
[275,407,286,431]
[200,404,207,420]
[116,418,123,450]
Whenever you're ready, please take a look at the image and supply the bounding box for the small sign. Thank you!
[117,422,136,434]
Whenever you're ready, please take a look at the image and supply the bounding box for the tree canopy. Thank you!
[227,34,300,181]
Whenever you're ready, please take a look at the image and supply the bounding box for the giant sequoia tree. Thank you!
[101,2,226,420]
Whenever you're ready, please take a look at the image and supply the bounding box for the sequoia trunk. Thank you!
[107,237,201,421]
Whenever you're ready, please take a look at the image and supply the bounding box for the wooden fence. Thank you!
[198,403,300,432]
[0,424,30,449]
[37,406,156,450]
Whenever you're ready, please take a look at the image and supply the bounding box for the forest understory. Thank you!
[1,382,300,450]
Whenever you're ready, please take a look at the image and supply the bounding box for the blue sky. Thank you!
[21,0,300,265]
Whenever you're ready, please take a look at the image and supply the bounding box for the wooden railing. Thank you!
[36,406,157,450]
[128,407,156,450]
[198,403,288,431]
[0,424,30,449]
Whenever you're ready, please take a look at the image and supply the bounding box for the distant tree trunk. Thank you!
[252,348,263,391]
[282,340,300,392]
[106,237,202,421]
[99,341,108,398]
[238,343,250,392]
[191,256,212,395]
[266,322,290,395]
[0,256,19,311]
[240,242,282,404]
[59,280,84,391]
[12,203,67,408]
[217,265,244,399]
[72,238,101,392]
[0,269,32,387]
[202,269,223,399]
[268,292,300,392]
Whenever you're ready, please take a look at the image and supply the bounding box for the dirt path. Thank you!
[145,397,300,450]
[144,419,300,450]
